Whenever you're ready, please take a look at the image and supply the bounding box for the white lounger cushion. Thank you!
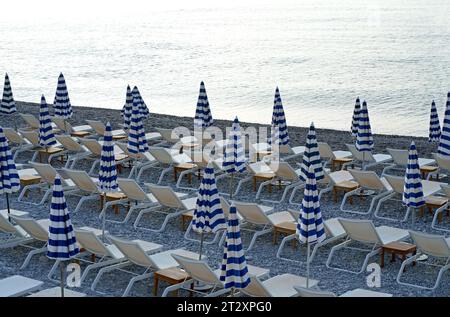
[375,226,409,245]
[153,249,200,270]
[340,288,392,297]
[265,274,318,297]
[213,265,270,280]
[0,275,44,297]
[0,209,29,218]
[324,218,346,238]
[28,287,87,297]
[372,154,392,163]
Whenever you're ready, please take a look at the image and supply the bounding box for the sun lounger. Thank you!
[51,116,92,135]
[250,142,305,162]
[115,142,157,178]
[20,113,57,131]
[91,235,201,296]
[295,286,392,297]
[9,215,51,269]
[48,228,163,286]
[19,129,66,164]
[0,210,33,249]
[163,254,270,297]
[241,274,319,297]
[233,161,275,196]
[345,144,392,170]
[318,142,352,169]
[0,275,44,297]
[255,161,304,203]
[79,138,130,175]
[18,162,77,205]
[374,174,444,222]
[326,218,409,274]
[133,184,197,232]
[138,146,193,183]
[276,217,346,264]
[431,184,450,233]
[397,230,450,290]
[55,134,92,169]
[382,148,435,175]
[86,120,126,139]
[340,169,392,215]
[233,201,294,252]
[3,128,34,160]
[427,153,450,180]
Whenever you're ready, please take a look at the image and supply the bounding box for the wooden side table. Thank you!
[253,173,275,192]
[273,221,296,247]
[112,135,127,141]
[380,242,417,271]
[153,267,192,297]
[425,196,448,223]
[99,192,128,215]
[420,166,438,180]
[181,211,193,230]
[20,175,42,197]
[331,158,353,171]
[70,131,90,138]
[38,147,64,163]
[333,181,359,204]
[173,163,197,183]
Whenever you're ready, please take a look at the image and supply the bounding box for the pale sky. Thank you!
[3,0,287,22]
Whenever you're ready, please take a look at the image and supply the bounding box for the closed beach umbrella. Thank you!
[121,85,133,131]
[220,204,250,292]
[297,165,326,287]
[99,122,118,238]
[269,87,289,145]
[350,97,361,137]
[437,92,450,156]
[223,117,247,197]
[47,173,79,297]
[0,127,20,221]
[127,97,148,155]
[402,141,425,220]
[191,162,226,259]
[0,73,16,114]
[38,95,56,148]
[429,100,441,143]
[194,81,213,128]
[54,73,73,120]
[356,100,374,166]
[131,86,149,120]
[299,122,324,182]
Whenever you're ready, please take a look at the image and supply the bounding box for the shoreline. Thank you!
[1,101,435,157]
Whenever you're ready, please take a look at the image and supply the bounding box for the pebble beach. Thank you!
[0,101,448,297]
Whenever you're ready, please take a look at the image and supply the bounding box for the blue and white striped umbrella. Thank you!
[223,117,247,174]
[355,100,374,152]
[0,126,20,195]
[351,97,361,137]
[99,122,118,192]
[402,141,424,209]
[299,122,324,182]
[54,73,72,119]
[131,86,149,120]
[47,174,79,260]
[192,163,226,234]
[127,97,148,154]
[438,92,450,156]
[0,73,16,114]
[121,85,133,131]
[194,81,213,128]
[429,100,441,143]
[38,95,56,148]
[269,87,289,145]
[220,205,250,290]
[297,164,326,287]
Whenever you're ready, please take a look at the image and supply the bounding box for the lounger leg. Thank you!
[18,183,44,202]
[245,227,272,252]
[161,280,192,297]
[136,209,186,233]
[276,234,298,261]
[431,203,450,232]
[20,245,47,269]
[88,159,100,175]
[98,198,130,220]
[255,179,274,200]
[373,192,396,220]
[80,258,123,284]
[132,205,162,229]
[318,184,333,201]
[157,166,172,184]
[326,240,380,274]
[340,188,362,213]
[381,164,395,176]
[73,194,98,214]
[122,271,154,297]
[233,176,253,197]
[262,182,302,204]
[288,184,306,205]
[48,260,61,281]
[136,164,154,182]
[176,168,199,190]
[368,191,391,215]
[184,222,222,245]
[91,262,131,292]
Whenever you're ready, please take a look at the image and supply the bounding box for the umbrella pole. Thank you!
[102,193,106,241]
[199,231,204,260]
[60,262,65,298]
[229,173,234,199]
[306,242,310,288]
[5,193,11,222]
